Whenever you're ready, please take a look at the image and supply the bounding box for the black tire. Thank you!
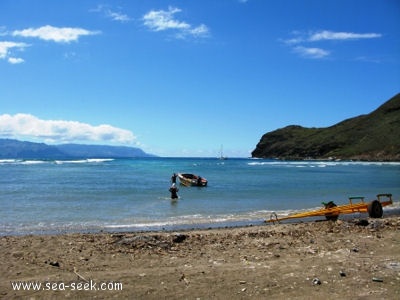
[368,200,383,218]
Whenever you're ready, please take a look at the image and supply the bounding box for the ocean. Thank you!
[1,157,399,235]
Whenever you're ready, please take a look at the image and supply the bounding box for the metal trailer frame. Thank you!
[267,193,393,224]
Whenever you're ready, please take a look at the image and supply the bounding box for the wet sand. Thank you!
[1,216,400,299]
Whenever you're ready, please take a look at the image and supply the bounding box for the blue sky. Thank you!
[1,0,399,157]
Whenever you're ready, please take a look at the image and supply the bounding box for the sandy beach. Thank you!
[1,216,399,299]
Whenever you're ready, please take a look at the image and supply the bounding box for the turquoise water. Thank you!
[1,158,399,235]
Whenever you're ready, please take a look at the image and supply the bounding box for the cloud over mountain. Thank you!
[0,114,136,144]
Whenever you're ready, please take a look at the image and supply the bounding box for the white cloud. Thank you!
[355,56,381,63]
[143,7,209,39]
[108,11,131,22]
[0,114,136,144]
[283,37,304,45]
[189,24,209,37]
[8,57,24,64]
[309,30,382,41]
[285,30,382,45]
[90,5,131,22]
[283,29,382,59]
[143,7,189,31]
[12,25,100,43]
[0,41,29,64]
[294,46,330,59]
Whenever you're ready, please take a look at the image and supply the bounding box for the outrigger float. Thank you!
[267,193,393,224]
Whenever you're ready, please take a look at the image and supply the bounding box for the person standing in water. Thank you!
[171,173,177,184]
[169,183,179,199]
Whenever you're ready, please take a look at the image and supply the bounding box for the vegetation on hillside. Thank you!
[252,93,400,161]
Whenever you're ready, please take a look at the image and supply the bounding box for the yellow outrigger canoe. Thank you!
[267,193,393,223]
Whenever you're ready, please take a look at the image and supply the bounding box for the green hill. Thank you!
[251,93,400,161]
[0,139,155,159]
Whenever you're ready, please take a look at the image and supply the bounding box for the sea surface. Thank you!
[1,157,399,235]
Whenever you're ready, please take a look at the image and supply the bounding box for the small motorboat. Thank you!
[178,173,208,187]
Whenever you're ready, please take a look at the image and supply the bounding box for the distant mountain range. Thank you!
[252,93,400,161]
[0,139,155,159]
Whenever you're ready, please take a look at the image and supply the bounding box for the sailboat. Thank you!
[219,145,227,160]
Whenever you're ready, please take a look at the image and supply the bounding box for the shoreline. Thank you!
[1,215,399,299]
[2,205,400,237]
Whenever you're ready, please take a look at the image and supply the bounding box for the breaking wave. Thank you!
[0,158,114,165]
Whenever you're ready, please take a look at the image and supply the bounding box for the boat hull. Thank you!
[178,173,207,187]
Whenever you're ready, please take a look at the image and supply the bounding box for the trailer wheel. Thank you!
[324,201,339,221]
[368,200,383,218]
